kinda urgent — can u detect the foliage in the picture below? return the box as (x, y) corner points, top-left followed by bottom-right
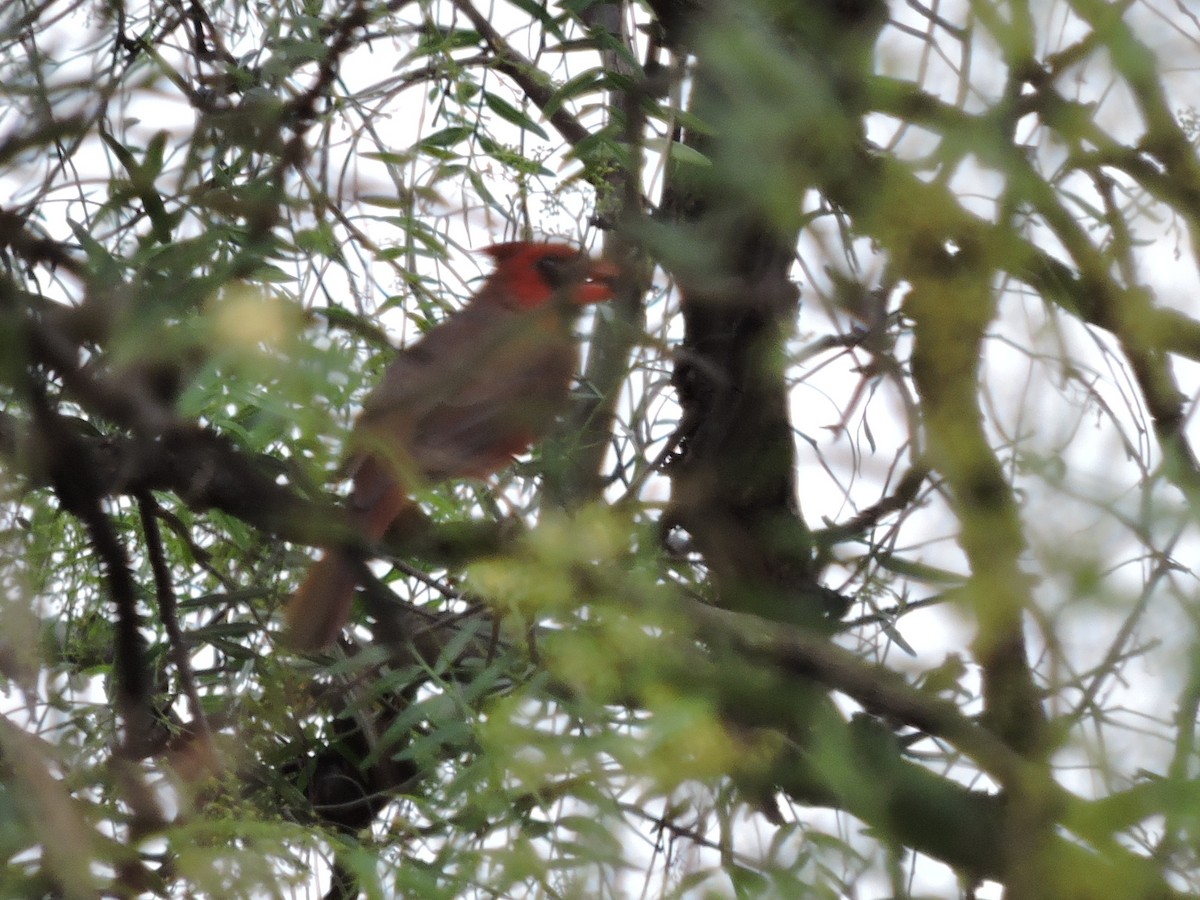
(1, 0), (1200, 897)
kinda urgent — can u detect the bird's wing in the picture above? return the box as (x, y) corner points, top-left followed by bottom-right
(406, 335), (575, 478)
(350, 304), (575, 503)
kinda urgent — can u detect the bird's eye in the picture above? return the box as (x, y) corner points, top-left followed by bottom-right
(534, 253), (573, 288)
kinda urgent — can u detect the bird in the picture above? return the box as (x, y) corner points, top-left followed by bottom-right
(284, 241), (619, 651)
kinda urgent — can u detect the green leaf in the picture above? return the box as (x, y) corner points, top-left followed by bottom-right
(253, 263), (296, 283)
(506, 0), (560, 37)
(417, 125), (474, 149)
(477, 134), (554, 177)
(645, 136), (711, 167)
(361, 194), (409, 209)
(144, 130), (168, 179)
(361, 150), (415, 166)
(294, 223), (339, 258)
(67, 219), (122, 280)
(874, 553), (966, 585)
(417, 27), (481, 53)
(542, 67), (605, 118)
(483, 91), (549, 140)
(100, 130), (174, 243)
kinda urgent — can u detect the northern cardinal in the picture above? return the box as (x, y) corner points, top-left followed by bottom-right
(285, 242), (619, 651)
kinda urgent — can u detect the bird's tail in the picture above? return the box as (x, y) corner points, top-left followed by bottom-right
(284, 549), (360, 652)
(285, 467), (413, 651)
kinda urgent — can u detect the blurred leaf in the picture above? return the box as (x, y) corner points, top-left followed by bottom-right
(542, 67), (606, 117)
(417, 125), (474, 150)
(483, 91), (549, 140)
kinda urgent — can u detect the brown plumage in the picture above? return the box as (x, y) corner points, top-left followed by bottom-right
(285, 242), (618, 651)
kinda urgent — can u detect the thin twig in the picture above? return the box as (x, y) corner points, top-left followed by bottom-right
(137, 492), (211, 743)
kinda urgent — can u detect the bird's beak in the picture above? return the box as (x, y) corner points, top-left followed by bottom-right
(574, 258), (621, 305)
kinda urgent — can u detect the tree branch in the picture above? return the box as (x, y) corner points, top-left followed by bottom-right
(451, 0), (591, 147)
